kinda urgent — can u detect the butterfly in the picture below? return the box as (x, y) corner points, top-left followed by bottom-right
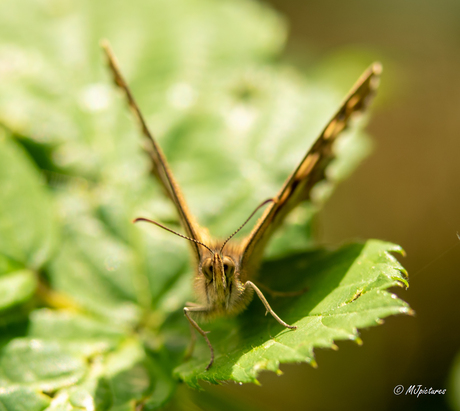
(102, 41), (381, 370)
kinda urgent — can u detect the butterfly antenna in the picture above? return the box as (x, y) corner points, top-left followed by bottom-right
(220, 198), (274, 253)
(134, 217), (214, 254)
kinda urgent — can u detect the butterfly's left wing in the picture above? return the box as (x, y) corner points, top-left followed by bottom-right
(240, 63), (382, 275)
(102, 41), (206, 262)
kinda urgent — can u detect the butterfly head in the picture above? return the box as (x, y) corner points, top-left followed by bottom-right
(134, 198), (273, 307)
(201, 251), (236, 303)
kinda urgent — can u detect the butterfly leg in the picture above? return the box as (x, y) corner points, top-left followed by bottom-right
(183, 306), (214, 370)
(185, 301), (202, 307)
(254, 281), (308, 298)
(244, 281), (297, 330)
(183, 302), (206, 360)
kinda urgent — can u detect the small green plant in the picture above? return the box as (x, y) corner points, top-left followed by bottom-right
(0, 0), (411, 409)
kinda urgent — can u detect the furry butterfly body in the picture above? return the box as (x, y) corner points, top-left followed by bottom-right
(102, 41), (381, 370)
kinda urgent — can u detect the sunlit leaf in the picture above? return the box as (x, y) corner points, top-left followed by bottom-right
(0, 134), (58, 269)
(0, 270), (37, 311)
(175, 240), (411, 386)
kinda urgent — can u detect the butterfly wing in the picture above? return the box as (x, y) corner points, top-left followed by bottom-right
(102, 41), (205, 261)
(240, 63), (382, 274)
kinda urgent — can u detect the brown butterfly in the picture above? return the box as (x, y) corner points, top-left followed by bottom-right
(102, 41), (381, 370)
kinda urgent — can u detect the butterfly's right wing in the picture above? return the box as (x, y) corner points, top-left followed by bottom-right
(240, 63), (382, 275)
(102, 41), (205, 261)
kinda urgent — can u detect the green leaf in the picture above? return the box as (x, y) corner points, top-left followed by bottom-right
(174, 240), (411, 386)
(47, 218), (146, 325)
(37, 342), (177, 411)
(28, 309), (127, 343)
(0, 133), (58, 269)
(0, 269), (37, 311)
(0, 386), (51, 411)
(0, 311), (176, 410)
(0, 339), (86, 391)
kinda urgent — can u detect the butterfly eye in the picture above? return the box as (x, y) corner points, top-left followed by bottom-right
(202, 259), (213, 280)
(223, 258), (235, 278)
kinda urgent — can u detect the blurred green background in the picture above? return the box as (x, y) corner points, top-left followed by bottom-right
(0, 0), (459, 410)
(198, 1), (460, 410)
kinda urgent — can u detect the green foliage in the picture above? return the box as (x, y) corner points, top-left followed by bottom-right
(175, 240), (410, 386)
(0, 137), (57, 269)
(0, 0), (410, 408)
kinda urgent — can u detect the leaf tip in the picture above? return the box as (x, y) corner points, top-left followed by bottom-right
(403, 307), (416, 316)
